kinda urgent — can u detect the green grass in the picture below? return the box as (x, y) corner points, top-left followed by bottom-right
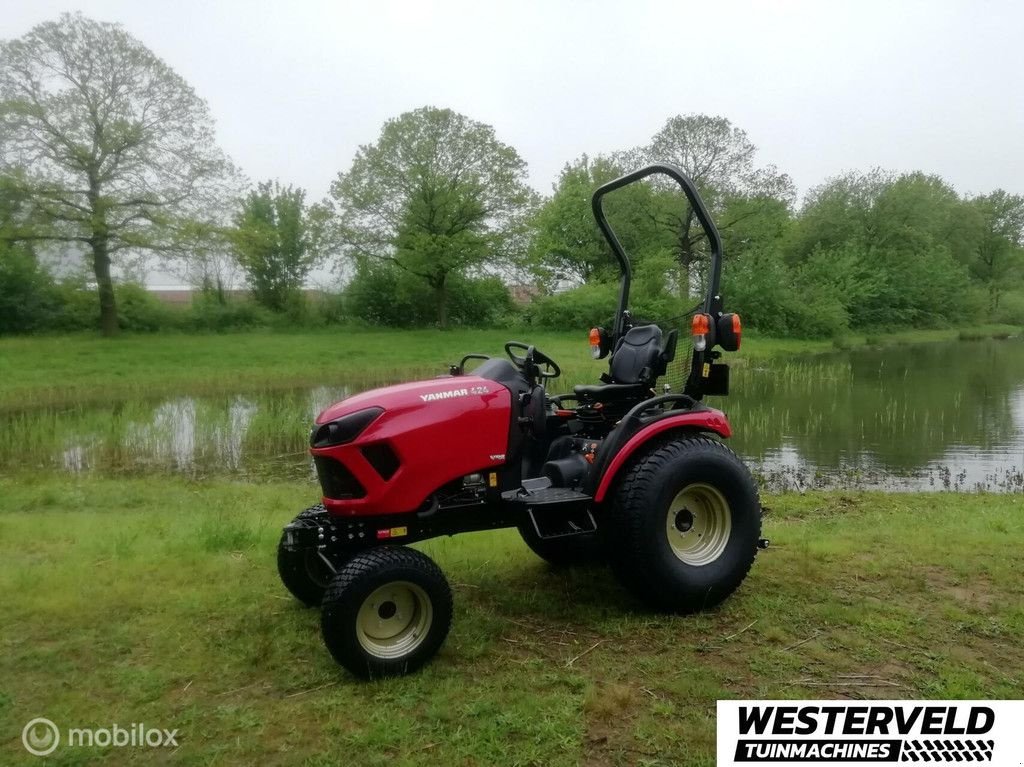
(1, 476), (1021, 765)
(1, 324), (1019, 411)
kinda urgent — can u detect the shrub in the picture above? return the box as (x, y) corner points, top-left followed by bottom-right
(992, 290), (1024, 325)
(344, 263), (516, 327)
(53, 281), (102, 330)
(525, 282), (617, 329)
(0, 247), (61, 333)
(187, 293), (272, 331)
(115, 283), (177, 332)
(723, 248), (848, 337)
(451, 275), (517, 327)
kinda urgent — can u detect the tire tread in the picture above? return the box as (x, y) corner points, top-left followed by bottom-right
(605, 435), (761, 612)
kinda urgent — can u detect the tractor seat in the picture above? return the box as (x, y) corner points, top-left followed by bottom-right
(574, 324), (673, 402)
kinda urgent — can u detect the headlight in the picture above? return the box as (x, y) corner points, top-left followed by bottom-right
(310, 407), (383, 448)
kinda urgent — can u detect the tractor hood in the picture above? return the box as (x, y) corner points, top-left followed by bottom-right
(310, 375), (513, 516)
(315, 376), (500, 425)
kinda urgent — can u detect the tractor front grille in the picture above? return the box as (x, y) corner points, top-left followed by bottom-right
(313, 455), (366, 500)
(361, 443), (400, 480)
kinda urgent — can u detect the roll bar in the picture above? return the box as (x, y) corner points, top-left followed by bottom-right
(591, 163), (723, 337)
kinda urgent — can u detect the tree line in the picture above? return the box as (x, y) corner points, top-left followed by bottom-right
(2, 13), (1023, 337)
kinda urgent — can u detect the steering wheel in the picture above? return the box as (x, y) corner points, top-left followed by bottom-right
(504, 342), (561, 381)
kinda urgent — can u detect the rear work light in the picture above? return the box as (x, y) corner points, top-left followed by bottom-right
(691, 313), (712, 352)
(589, 327), (611, 359)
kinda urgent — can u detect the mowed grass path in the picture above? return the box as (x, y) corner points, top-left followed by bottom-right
(1, 477), (1021, 765)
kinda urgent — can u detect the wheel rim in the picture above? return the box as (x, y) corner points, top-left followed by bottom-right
(665, 483), (732, 566)
(355, 581), (433, 659)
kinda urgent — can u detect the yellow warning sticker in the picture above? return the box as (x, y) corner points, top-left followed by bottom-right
(702, 362), (711, 378)
(390, 526), (408, 538)
(488, 472), (498, 487)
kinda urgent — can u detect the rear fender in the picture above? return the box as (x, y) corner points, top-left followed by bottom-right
(591, 410), (731, 503)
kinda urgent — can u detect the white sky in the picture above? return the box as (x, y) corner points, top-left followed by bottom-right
(2, 0), (1022, 203)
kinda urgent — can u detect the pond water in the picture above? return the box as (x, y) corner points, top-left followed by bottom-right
(4, 338), (1024, 492)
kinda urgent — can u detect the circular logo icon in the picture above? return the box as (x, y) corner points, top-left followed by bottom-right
(22, 718), (60, 756)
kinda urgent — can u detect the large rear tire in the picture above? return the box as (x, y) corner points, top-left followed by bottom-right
(517, 522), (602, 567)
(604, 436), (761, 613)
(321, 547), (453, 679)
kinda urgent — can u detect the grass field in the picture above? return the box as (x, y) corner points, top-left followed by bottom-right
(1, 477), (1021, 765)
(1, 324), (1018, 410)
(2, 325), (1022, 763)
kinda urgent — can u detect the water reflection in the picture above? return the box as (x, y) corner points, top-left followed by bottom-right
(8, 340), (1024, 491)
(125, 398), (197, 471)
(727, 339), (1024, 491)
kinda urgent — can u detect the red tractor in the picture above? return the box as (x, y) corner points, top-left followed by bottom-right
(278, 164), (764, 678)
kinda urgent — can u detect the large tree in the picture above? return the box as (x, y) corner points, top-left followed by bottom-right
(789, 171), (972, 327)
(967, 190), (1024, 311)
(330, 106), (535, 327)
(529, 154), (672, 285)
(0, 13), (233, 335)
(231, 181), (325, 312)
(623, 114), (795, 287)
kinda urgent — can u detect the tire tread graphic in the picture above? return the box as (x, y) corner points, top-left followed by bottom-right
(900, 739), (994, 763)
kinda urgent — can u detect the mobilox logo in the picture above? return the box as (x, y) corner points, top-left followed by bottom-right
(21, 718), (59, 757)
(21, 717), (178, 756)
(717, 700), (1024, 765)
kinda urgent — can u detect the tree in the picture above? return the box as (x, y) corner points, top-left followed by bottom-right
(786, 170), (890, 262)
(0, 13), (234, 335)
(529, 155), (672, 285)
(172, 218), (239, 305)
(789, 171), (971, 327)
(623, 114), (795, 284)
(329, 106), (534, 327)
(967, 190), (1024, 311)
(231, 181), (324, 312)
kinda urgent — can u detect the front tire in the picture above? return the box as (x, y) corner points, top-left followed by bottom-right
(604, 436), (761, 613)
(277, 504), (336, 607)
(321, 547), (453, 679)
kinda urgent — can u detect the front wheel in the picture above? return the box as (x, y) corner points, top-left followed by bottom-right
(604, 436), (761, 613)
(321, 547), (453, 679)
(277, 504), (337, 607)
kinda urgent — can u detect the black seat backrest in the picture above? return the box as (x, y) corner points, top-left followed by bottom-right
(609, 325), (664, 385)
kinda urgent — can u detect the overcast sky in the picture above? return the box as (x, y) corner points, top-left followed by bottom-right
(3, 1), (1022, 204)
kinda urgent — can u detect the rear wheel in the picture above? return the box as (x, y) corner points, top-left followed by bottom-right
(604, 436), (761, 613)
(518, 522), (602, 567)
(321, 547), (453, 679)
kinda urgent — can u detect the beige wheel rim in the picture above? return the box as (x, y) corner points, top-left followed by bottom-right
(665, 483), (732, 566)
(356, 581), (433, 659)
